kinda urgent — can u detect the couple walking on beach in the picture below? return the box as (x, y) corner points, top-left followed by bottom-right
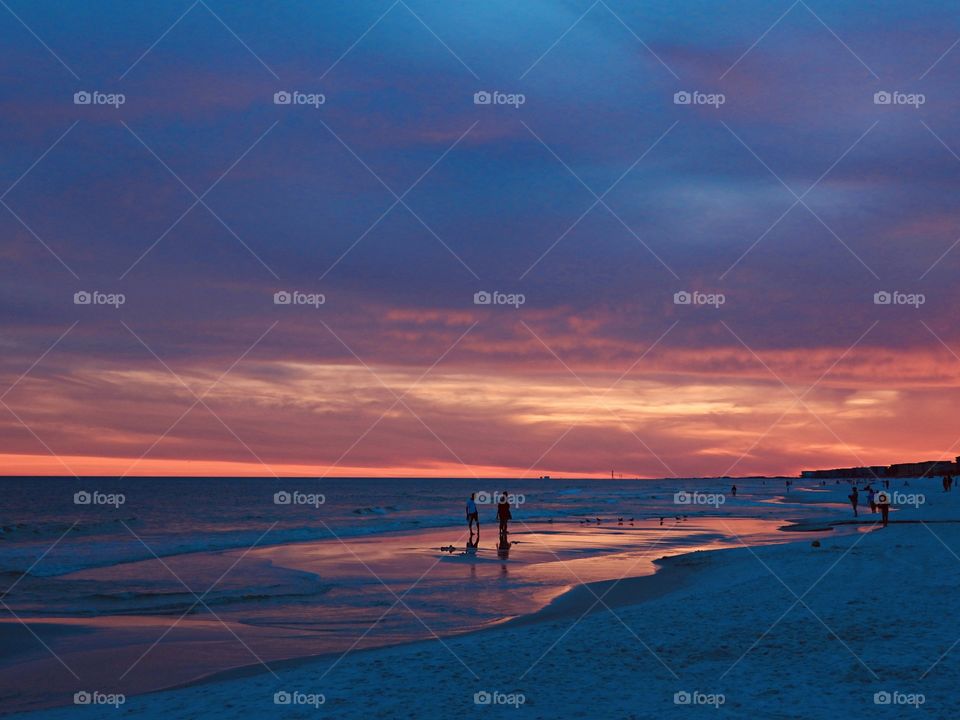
(466, 492), (512, 553)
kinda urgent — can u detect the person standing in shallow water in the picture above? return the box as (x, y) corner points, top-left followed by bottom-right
(496, 491), (512, 549)
(466, 493), (479, 533)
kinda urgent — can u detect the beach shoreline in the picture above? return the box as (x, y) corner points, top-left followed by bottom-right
(9, 476), (954, 719)
(1, 476), (823, 715)
(142, 546), (707, 698)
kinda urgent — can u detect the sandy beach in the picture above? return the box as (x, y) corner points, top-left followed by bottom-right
(6, 476), (955, 719)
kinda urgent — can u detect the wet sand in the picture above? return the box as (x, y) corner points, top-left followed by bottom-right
(0, 514), (809, 713)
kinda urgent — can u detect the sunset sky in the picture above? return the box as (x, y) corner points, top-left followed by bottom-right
(3, 1), (960, 478)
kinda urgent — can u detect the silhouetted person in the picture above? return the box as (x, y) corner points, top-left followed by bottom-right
(867, 486), (877, 514)
(466, 493), (479, 532)
(877, 489), (890, 527)
(496, 491), (512, 551)
(849, 486), (859, 517)
(731, 484), (737, 497)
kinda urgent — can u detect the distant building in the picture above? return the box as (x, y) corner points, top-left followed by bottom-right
(800, 466), (885, 480)
(800, 459), (959, 480)
(887, 460), (957, 477)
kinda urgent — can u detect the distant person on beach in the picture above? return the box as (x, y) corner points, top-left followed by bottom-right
(849, 486), (859, 517)
(877, 489), (890, 527)
(497, 491), (512, 543)
(496, 491), (512, 558)
(731, 484), (737, 497)
(466, 493), (479, 532)
(867, 487), (877, 513)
